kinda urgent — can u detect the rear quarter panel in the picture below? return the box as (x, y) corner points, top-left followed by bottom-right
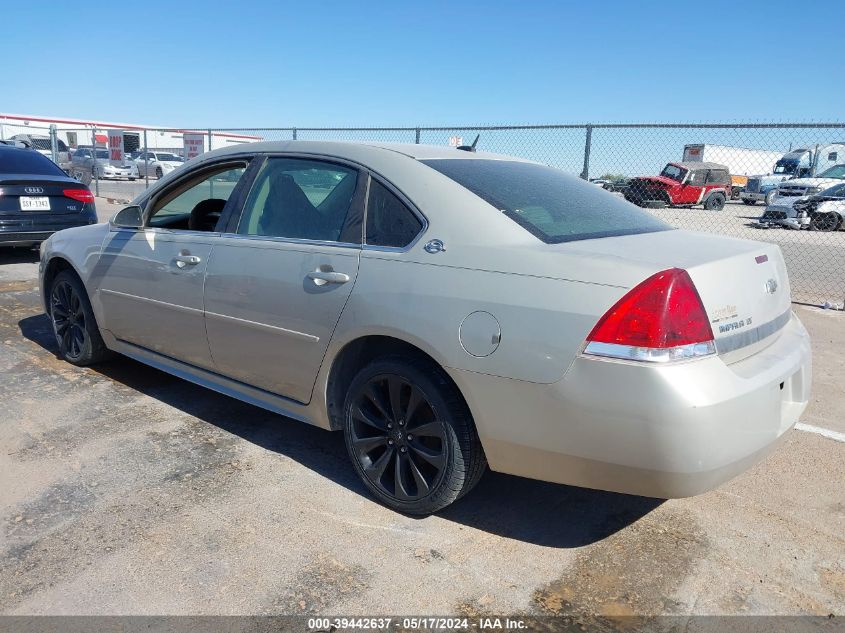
(333, 251), (625, 384)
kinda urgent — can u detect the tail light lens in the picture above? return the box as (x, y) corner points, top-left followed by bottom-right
(584, 268), (716, 363)
(63, 188), (95, 204)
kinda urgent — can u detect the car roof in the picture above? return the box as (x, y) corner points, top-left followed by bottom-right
(196, 140), (530, 164)
(670, 161), (729, 170)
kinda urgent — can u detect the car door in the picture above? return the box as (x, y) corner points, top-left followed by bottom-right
(94, 159), (253, 369)
(203, 155), (365, 403)
(678, 168), (706, 204)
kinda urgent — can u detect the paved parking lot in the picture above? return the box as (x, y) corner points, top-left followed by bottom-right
(0, 227), (843, 619)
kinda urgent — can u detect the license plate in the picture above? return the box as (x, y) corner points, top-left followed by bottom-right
(20, 196), (51, 211)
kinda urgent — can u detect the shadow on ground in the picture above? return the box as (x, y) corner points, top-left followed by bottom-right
(19, 312), (662, 548)
(0, 248), (40, 265)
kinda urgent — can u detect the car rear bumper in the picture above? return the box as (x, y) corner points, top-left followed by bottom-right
(449, 312), (811, 498)
(0, 219), (96, 246)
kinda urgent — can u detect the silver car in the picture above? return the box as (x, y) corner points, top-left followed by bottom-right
(38, 141), (812, 514)
(134, 151), (185, 179)
(69, 147), (139, 185)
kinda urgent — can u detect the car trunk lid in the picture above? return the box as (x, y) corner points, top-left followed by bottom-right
(0, 176), (91, 216)
(558, 230), (792, 363)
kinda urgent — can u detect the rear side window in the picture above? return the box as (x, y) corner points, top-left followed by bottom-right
(366, 179), (423, 247)
(421, 159), (669, 244)
(237, 158), (360, 243)
(0, 149), (66, 176)
(706, 170), (729, 184)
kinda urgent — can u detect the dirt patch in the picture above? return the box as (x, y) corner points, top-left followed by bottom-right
(533, 509), (709, 620)
(274, 554), (369, 614)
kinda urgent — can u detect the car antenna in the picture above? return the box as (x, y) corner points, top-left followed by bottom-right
(456, 134), (480, 152)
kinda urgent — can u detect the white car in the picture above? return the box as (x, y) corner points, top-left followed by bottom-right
(762, 165), (845, 229)
(134, 151), (185, 179)
(761, 182), (845, 231)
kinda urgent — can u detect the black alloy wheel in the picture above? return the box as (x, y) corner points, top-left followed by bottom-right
(349, 373), (447, 501)
(50, 278), (87, 362)
(809, 211), (842, 232)
(48, 270), (110, 366)
(343, 356), (486, 514)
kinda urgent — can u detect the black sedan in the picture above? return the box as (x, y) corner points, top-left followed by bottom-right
(0, 145), (97, 248)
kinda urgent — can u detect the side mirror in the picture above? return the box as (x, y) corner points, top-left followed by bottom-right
(110, 205), (144, 229)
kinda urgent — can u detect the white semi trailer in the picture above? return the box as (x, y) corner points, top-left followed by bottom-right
(682, 144), (784, 197)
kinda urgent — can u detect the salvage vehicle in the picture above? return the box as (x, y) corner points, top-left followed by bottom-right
(759, 182), (845, 231)
(625, 161), (731, 210)
(682, 144), (782, 199)
(38, 141), (811, 514)
(0, 144), (96, 248)
(743, 143), (845, 206)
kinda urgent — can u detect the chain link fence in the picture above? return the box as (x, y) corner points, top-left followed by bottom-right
(27, 121), (845, 306)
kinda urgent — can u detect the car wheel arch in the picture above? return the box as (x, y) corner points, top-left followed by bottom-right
(324, 334), (469, 432)
(42, 256), (84, 311)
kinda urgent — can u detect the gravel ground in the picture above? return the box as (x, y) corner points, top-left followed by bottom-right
(0, 238), (842, 620)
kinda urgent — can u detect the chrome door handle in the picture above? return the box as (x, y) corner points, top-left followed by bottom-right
(174, 254), (201, 268)
(307, 270), (350, 285)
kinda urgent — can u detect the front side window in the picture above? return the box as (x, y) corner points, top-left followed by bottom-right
(237, 158), (360, 242)
(688, 170), (707, 186)
(365, 179), (423, 247)
(148, 164), (247, 231)
(422, 159), (670, 244)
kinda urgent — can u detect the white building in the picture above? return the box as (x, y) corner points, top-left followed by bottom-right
(0, 113), (263, 156)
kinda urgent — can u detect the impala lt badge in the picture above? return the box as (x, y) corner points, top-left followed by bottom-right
(765, 278), (778, 294)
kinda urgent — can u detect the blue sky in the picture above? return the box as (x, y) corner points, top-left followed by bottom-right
(1, 0), (841, 127)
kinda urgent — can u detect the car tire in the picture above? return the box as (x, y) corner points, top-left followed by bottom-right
(809, 212), (843, 232)
(343, 355), (486, 515)
(704, 192), (726, 211)
(764, 190), (777, 206)
(48, 270), (111, 366)
(155, 167), (163, 179)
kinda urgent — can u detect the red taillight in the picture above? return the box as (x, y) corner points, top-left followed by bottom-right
(585, 268), (715, 362)
(63, 188), (95, 204)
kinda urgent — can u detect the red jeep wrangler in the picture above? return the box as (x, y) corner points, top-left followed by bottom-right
(625, 162), (731, 211)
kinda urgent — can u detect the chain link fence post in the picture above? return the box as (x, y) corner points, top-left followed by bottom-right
(580, 124), (593, 180)
(91, 126), (100, 197)
(49, 124), (59, 165)
(415, 128), (420, 144)
(207, 129), (213, 152)
(143, 129), (149, 189)
(293, 127), (297, 140)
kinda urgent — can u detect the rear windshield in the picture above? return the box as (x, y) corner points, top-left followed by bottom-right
(0, 149), (66, 176)
(421, 159), (670, 244)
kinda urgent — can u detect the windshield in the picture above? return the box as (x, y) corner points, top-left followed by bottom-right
(95, 149), (110, 159)
(773, 160), (798, 175)
(659, 164), (687, 182)
(816, 165), (845, 179)
(421, 159), (670, 244)
(821, 183), (845, 197)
